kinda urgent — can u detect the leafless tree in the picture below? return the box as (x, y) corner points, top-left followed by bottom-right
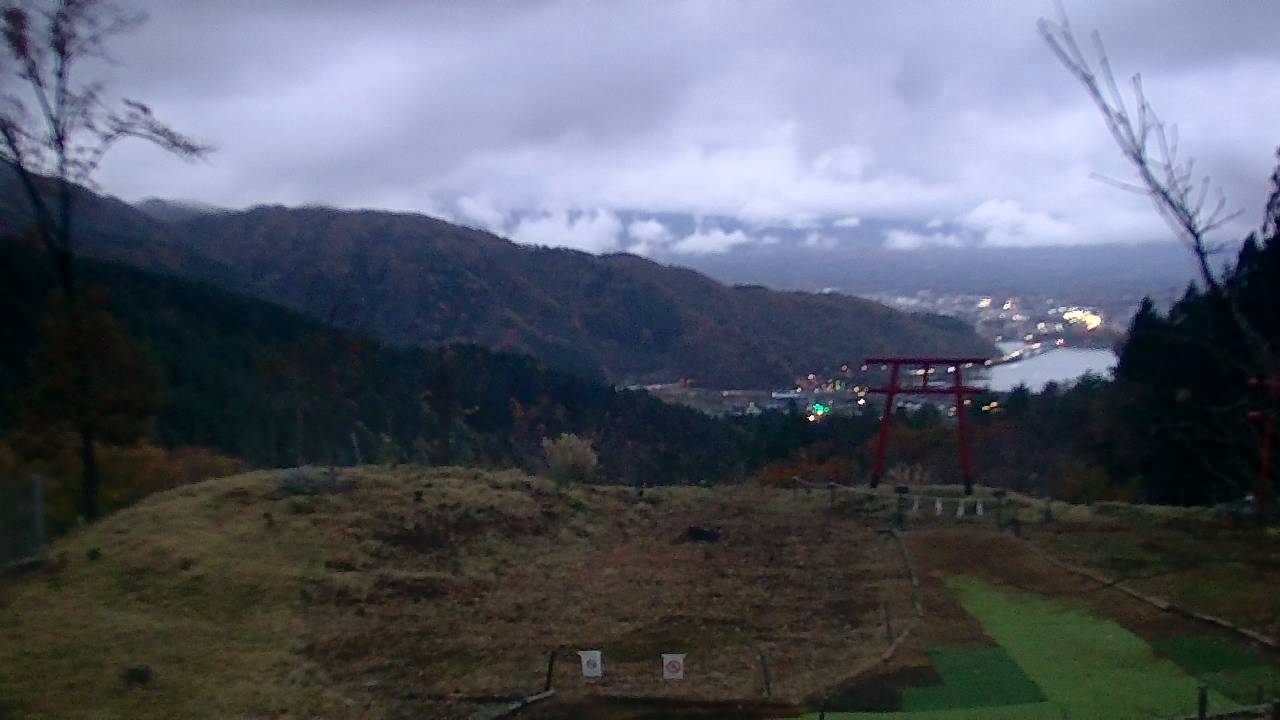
(1039, 6), (1278, 505)
(1, 0), (208, 522)
(1, 0), (210, 297)
(1038, 7), (1275, 374)
(1037, 8), (1239, 285)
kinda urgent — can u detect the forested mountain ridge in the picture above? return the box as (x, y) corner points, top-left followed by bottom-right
(1, 174), (994, 387)
(173, 204), (992, 386)
(0, 242), (744, 488)
(0, 174), (234, 283)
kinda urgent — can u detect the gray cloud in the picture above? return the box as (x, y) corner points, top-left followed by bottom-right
(52, 0), (1280, 251)
(670, 226), (753, 255)
(510, 208), (622, 253)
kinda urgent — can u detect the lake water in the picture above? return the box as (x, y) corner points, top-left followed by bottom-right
(981, 347), (1118, 392)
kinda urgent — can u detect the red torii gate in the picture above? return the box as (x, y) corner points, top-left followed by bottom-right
(865, 356), (988, 495)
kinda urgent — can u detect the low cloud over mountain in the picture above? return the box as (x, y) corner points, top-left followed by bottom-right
(87, 1), (1277, 259)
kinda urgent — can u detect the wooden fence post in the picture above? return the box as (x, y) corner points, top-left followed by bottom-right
(544, 650), (556, 692)
(757, 648), (773, 698)
(350, 431), (363, 466)
(32, 474), (46, 554)
(894, 485), (909, 529)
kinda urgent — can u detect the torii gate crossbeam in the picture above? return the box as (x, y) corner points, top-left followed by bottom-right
(864, 356), (988, 496)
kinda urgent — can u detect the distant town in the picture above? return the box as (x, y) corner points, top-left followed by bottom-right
(633, 291), (1124, 418)
(860, 290), (1126, 351)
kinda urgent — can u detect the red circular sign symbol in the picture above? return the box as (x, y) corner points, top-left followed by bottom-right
(666, 660), (682, 672)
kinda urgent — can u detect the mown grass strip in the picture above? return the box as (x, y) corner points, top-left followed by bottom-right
(790, 701), (1061, 719)
(944, 576), (1236, 719)
(787, 577), (1239, 719)
(1154, 636), (1280, 703)
(902, 645), (1044, 711)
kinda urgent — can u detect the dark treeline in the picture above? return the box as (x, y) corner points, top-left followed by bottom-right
(1, 241), (867, 526)
(0, 243), (743, 484)
(1105, 159), (1280, 505)
(1060, 157), (1280, 506)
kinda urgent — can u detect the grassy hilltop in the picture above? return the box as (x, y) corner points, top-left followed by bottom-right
(2, 468), (1279, 720)
(0, 468), (901, 719)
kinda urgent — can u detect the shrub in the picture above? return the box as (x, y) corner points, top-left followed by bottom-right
(887, 463), (932, 486)
(542, 433), (597, 485)
(751, 455), (854, 486)
(1, 435), (243, 532)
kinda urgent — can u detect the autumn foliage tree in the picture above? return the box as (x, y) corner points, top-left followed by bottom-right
(20, 289), (160, 521)
(256, 334), (374, 468)
(1, 0), (205, 521)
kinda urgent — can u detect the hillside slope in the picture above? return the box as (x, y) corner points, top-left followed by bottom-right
(0, 244), (742, 485)
(0, 173), (234, 283)
(5, 469), (1277, 720)
(171, 206), (992, 386)
(0, 467), (899, 720)
(0, 174), (994, 386)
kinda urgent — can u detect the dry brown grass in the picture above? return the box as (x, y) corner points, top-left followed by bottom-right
(5, 467), (1276, 720)
(0, 469), (340, 720)
(1023, 516), (1280, 641)
(0, 466), (912, 720)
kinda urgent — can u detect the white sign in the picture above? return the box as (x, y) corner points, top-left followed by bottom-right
(661, 653), (686, 680)
(578, 650), (602, 678)
(934, 498), (943, 516)
(976, 499), (985, 516)
(910, 496), (920, 514)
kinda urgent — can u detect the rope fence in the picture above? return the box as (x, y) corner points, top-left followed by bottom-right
(790, 477), (1009, 524)
(786, 476), (1086, 535)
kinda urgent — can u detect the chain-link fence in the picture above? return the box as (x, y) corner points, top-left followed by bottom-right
(1, 475), (46, 569)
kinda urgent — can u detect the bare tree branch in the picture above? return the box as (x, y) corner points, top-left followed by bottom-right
(1038, 4), (1275, 377)
(1042, 6), (1280, 501)
(1, 0), (211, 297)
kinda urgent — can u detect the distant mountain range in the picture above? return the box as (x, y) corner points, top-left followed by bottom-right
(1, 181), (993, 388)
(133, 197), (230, 224)
(576, 210), (1200, 309)
(423, 206), (1202, 308)
(663, 234), (1201, 310)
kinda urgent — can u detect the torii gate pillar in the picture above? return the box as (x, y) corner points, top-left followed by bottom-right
(865, 356), (988, 495)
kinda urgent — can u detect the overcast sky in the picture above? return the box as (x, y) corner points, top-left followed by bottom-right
(76, 1), (1280, 255)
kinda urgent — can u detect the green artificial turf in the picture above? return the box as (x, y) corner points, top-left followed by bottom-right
(1154, 635), (1280, 703)
(792, 703), (1060, 720)
(785, 577), (1241, 719)
(902, 646), (1044, 711)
